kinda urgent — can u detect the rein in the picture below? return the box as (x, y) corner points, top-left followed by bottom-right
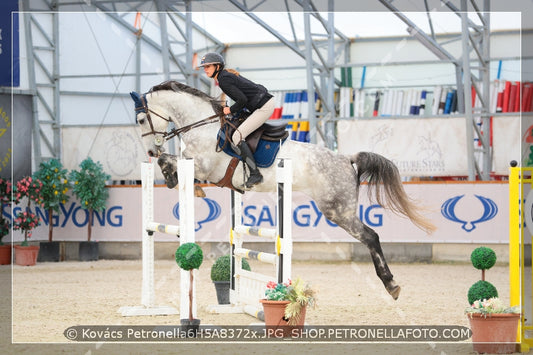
(136, 94), (221, 144)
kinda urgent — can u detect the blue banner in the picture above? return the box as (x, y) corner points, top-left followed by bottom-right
(0, 0), (19, 87)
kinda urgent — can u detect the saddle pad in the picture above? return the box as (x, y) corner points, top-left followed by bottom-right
(217, 128), (288, 168)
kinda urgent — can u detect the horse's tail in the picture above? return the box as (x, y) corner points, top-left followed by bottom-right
(351, 152), (436, 234)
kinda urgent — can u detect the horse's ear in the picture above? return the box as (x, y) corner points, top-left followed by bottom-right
(130, 91), (146, 112)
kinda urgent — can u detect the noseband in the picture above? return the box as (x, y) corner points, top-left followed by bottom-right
(135, 93), (222, 145)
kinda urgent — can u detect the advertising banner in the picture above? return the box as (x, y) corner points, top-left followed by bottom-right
(61, 126), (171, 181)
(0, 94), (31, 182)
(8, 182), (510, 244)
(0, 0), (19, 87)
(337, 117), (468, 176)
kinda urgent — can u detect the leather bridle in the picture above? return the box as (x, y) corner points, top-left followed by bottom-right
(135, 93), (221, 147)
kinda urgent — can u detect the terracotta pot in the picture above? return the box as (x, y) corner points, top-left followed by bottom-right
(0, 244), (12, 265)
(260, 299), (306, 337)
(468, 313), (520, 354)
(14, 245), (40, 266)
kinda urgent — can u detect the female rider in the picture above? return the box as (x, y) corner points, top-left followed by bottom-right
(198, 52), (275, 188)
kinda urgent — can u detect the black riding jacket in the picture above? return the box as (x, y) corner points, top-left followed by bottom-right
(217, 70), (273, 114)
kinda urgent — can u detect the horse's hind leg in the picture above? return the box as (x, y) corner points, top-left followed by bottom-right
(359, 224), (401, 300)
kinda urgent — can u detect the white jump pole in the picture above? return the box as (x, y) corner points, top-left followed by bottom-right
(208, 158), (292, 319)
(178, 158), (196, 319)
(119, 158), (196, 317)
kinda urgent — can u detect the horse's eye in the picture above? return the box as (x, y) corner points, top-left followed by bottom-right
(138, 117), (145, 125)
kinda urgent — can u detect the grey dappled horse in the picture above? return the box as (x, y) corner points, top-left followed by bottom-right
(131, 80), (436, 300)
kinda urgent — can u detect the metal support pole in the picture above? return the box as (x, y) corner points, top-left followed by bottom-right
(480, 0), (492, 179)
(303, 5), (317, 144)
(460, 4), (476, 181)
(325, 5), (336, 150)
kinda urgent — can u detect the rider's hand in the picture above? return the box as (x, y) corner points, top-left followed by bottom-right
(223, 106), (231, 115)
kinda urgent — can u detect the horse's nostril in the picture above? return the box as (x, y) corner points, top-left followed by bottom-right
(148, 151), (155, 157)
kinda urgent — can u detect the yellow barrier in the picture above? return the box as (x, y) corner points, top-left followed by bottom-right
(509, 166), (533, 352)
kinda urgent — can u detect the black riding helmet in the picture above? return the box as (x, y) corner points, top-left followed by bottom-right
(198, 52), (225, 78)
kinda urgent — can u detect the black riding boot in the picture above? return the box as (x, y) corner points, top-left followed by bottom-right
(235, 141), (263, 188)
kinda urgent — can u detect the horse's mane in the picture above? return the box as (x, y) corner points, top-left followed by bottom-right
(149, 80), (224, 115)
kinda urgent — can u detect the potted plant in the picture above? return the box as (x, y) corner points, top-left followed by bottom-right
(12, 176), (44, 266)
(69, 157), (110, 261)
(465, 246), (521, 354)
(175, 242), (203, 337)
(33, 158), (70, 262)
(210, 254), (251, 304)
(260, 277), (316, 337)
(0, 178), (12, 265)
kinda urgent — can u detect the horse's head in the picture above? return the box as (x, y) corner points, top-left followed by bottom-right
(130, 91), (169, 158)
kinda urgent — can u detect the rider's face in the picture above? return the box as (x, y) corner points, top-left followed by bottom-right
(203, 64), (216, 77)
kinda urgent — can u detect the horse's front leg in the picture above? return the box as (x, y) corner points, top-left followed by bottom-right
(156, 153), (206, 197)
(157, 153), (178, 189)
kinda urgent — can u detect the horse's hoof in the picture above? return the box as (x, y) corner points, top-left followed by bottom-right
(194, 184), (206, 198)
(387, 285), (401, 300)
(162, 168), (178, 189)
(166, 176), (178, 189)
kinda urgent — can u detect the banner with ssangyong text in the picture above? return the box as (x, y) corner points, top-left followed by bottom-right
(7, 182), (511, 244)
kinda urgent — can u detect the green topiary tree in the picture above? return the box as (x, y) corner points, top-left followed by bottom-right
(69, 158), (110, 241)
(470, 246), (496, 281)
(468, 246), (498, 305)
(33, 159), (70, 242)
(468, 280), (498, 305)
(175, 243), (203, 322)
(210, 254), (251, 282)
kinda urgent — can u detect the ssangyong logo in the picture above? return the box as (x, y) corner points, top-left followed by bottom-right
(173, 198), (221, 231)
(441, 195), (498, 232)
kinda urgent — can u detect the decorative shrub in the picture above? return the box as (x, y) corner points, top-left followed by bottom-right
(467, 246), (500, 305)
(69, 157), (110, 241)
(175, 242), (204, 322)
(33, 158), (70, 242)
(13, 176), (43, 206)
(175, 243), (204, 270)
(470, 246), (496, 270)
(0, 217), (9, 245)
(0, 177), (11, 204)
(12, 176), (44, 245)
(210, 254), (251, 282)
(0, 178), (12, 245)
(468, 280), (498, 305)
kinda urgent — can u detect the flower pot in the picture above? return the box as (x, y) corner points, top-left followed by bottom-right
(37, 241), (60, 262)
(14, 245), (40, 266)
(468, 313), (520, 354)
(79, 241), (99, 261)
(0, 244), (12, 265)
(180, 318), (201, 338)
(260, 299), (307, 337)
(213, 281), (230, 304)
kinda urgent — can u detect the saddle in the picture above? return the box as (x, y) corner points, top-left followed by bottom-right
(215, 113), (289, 193)
(246, 120), (289, 152)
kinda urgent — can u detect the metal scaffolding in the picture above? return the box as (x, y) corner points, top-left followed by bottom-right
(19, 0), (493, 179)
(379, 0), (492, 180)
